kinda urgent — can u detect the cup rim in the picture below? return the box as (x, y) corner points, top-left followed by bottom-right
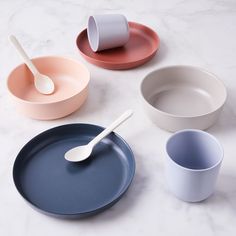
(166, 129), (224, 172)
(87, 16), (100, 52)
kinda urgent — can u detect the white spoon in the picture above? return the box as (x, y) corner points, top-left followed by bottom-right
(9, 35), (55, 95)
(65, 110), (133, 162)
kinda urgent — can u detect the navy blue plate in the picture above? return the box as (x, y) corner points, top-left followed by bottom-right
(13, 124), (135, 218)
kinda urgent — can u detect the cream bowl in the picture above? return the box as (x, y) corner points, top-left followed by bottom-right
(140, 66), (227, 132)
(7, 56), (90, 120)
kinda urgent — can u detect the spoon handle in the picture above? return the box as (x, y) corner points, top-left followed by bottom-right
(89, 110), (133, 147)
(9, 35), (39, 76)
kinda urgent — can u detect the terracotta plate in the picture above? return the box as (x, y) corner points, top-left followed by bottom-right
(76, 22), (160, 70)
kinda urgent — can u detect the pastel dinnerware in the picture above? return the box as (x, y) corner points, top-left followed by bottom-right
(7, 56), (90, 120)
(166, 129), (223, 202)
(88, 14), (129, 52)
(9, 35), (55, 95)
(65, 110), (133, 162)
(77, 22), (160, 69)
(141, 66), (227, 132)
(13, 123), (135, 218)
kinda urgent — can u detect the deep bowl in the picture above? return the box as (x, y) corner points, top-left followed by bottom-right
(140, 65), (227, 132)
(7, 56), (90, 120)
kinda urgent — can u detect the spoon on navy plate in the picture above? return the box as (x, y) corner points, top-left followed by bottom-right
(9, 35), (55, 95)
(65, 110), (133, 162)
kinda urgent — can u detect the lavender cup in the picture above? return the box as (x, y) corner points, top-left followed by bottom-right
(88, 14), (129, 52)
(166, 129), (223, 202)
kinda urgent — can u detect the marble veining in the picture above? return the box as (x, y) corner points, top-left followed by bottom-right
(0, 0), (236, 235)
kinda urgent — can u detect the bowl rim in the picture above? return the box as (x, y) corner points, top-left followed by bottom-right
(7, 55), (90, 105)
(140, 65), (227, 118)
(166, 129), (224, 172)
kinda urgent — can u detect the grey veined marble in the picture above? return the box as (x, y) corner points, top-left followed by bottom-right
(0, 0), (236, 235)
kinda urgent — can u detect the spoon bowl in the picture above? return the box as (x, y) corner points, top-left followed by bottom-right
(65, 144), (93, 162)
(34, 73), (55, 95)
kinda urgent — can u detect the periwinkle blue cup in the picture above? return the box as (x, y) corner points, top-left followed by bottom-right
(166, 129), (223, 202)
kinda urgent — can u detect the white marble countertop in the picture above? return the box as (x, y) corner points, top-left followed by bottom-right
(1, 0), (236, 235)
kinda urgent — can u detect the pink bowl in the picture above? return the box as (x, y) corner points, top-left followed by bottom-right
(7, 56), (90, 120)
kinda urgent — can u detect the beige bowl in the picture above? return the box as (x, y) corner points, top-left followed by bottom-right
(7, 56), (90, 120)
(141, 66), (227, 132)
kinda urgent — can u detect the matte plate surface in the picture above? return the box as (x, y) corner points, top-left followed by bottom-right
(13, 124), (135, 218)
(76, 22), (160, 70)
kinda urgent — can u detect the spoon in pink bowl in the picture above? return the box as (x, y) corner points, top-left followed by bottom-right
(9, 35), (55, 95)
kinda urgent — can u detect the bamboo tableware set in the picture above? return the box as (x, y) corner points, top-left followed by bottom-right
(7, 14), (227, 218)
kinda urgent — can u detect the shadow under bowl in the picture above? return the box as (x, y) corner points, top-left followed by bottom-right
(140, 65), (227, 132)
(7, 56), (90, 120)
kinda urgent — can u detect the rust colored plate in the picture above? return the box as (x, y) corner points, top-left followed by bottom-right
(76, 22), (160, 70)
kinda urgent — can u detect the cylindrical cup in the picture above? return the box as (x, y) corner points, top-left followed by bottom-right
(165, 129), (223, 202)
(87, 14), (129, 52)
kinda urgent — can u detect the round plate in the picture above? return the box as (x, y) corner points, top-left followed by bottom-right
(76, 22), (160, 70)
(13, 124), (135, 218)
